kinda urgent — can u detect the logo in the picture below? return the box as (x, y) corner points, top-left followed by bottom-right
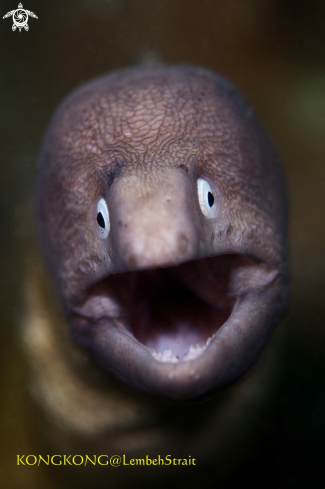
(3, 3), (38, 32)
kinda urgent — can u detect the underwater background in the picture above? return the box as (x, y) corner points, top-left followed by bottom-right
(1, 0), (325, 487)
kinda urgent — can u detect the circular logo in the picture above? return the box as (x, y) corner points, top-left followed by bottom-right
(13, 9), (28, 29)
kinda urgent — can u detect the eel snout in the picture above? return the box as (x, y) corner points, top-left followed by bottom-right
(108, 170), (199, 270)
(37, 66), (288, 400)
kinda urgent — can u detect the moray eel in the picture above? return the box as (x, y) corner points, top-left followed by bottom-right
(36, 66), (288, 401)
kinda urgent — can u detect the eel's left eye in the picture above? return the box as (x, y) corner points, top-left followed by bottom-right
(96, 197), (110, 238)
(197, 178), (218, 219)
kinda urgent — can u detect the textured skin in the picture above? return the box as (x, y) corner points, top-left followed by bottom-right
(36, 66), (288, 400)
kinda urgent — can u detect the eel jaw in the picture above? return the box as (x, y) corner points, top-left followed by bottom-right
(70, 255), (287, 401)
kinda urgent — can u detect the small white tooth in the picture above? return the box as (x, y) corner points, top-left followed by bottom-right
(206, 335), (213, 346)
(189, 344), (195, 353)
(163, 348), (172, 359)
(153, 350), (162, 360)
(196, 343), (201, 350)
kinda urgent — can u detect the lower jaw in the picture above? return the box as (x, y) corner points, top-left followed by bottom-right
(70, 254), (286, 399)
(70, 286), (282, 400)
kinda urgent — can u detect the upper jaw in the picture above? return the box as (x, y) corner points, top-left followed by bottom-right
(69, 254), (287, 400)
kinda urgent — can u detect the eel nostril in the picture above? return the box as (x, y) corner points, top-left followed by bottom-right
(178, 234), (189, 253)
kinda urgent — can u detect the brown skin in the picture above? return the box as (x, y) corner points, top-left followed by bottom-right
(36, 66), (288, 400)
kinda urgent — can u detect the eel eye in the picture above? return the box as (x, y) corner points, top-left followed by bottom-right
(197, 178), (217, 218)
(96, 197), (110, 238)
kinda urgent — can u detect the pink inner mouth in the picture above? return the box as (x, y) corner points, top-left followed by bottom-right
(78, 255), (240, 363)
(125, 266), (232, 359)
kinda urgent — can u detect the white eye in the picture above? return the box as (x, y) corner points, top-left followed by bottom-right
(96, 197), (110, 238)
(197, 178), (218, 219)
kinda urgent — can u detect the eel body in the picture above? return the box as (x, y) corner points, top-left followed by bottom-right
(36, 66), (288, 400)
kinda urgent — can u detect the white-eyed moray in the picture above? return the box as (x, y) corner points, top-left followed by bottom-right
(36, 66), (288, 401)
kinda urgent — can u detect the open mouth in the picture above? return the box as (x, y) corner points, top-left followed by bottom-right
(70, 252), (284, 400)
(73, 254), (252, 363)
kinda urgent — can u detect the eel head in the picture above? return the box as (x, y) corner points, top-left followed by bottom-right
(36, 66), (288, 400)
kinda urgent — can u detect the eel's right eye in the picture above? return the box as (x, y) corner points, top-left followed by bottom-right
(96, 197), (110, 238)
(197, 178), (218, 219)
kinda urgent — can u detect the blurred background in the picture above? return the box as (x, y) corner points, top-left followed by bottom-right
(0, 0), (325, 487)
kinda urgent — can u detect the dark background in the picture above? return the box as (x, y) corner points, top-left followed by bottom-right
(1, 0), (325, 487)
